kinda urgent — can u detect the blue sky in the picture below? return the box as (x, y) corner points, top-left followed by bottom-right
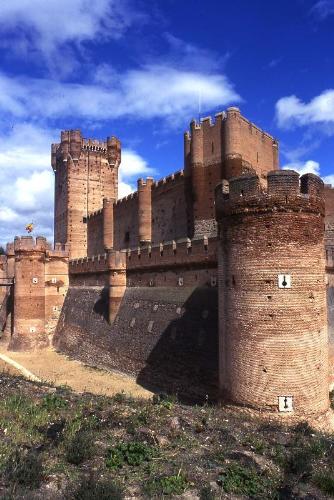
(0, 0), (334, 244)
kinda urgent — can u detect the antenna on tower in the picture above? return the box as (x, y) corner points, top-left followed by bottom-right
(198, 88), (202, 123)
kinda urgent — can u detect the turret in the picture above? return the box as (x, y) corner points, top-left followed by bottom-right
(11, 236), (48, 350)
(107, 136), (121, 168)
(215, 170), (329, 417)
(138, 177), (153, 245)
(103, 198), (115, 250)
(108, 250), (126, 324)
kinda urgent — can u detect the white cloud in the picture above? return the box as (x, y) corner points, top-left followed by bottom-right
(324, 175), (334, 185)
(282, 159), (334, 186)
(0, 124), (157, 245)
(0, 66), (240, 124)
(0, 0), (143, 67)
(282, 160), (321, 176)
(0, 208), (18, 223)
(276, 90), (334, 128)
(120, 150), (154, 178)
(118, 149), (155, 199)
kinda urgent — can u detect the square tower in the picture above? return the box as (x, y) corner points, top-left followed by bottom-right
(51, 131), (121, 259)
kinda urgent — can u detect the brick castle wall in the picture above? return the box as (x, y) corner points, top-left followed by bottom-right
(53, 236), (218, 400)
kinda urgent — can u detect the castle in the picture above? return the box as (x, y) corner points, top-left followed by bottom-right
(1, 107), (334, 419)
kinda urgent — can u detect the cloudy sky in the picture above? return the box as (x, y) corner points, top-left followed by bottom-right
(0, 0), (334, 245)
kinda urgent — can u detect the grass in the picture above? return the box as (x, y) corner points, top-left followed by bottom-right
(4, 449), (43, 489)
(73, 475), (123, 500)
(313, 470), (334, 496)
(0, 373), (333, 499)
(217, 463), (278, 497)
(66, 430), (96, 465)
(144, 472), (189, 496)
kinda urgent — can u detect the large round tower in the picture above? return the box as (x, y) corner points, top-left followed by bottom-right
(215, 170), (329, 416)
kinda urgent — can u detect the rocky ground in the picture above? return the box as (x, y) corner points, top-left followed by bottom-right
(0, 374), (334, 499)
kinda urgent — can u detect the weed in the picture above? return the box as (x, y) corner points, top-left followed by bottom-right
(313, 470), (334, 496)
(113, 392), (127, 403)
(73, 475), (123, 499)
(125, 407), (151, 434)
(200, 485), (217, 499)
(106, 441), (155, 468)
(152, 392), (176, 410)
(4, 449), (43, 489)
(0, 394), (49, 446)
(66, 430), (95, 465)
(217, 463), (276, 497)
(144, 472), (189, 496)
(242, 434), (266, 454)
(41, 393), (68, 411)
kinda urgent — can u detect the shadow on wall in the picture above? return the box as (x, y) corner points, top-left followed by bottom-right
(136, 287), (218, 403)
(93, 287), (109, 322)
(54, 285), (218, 404)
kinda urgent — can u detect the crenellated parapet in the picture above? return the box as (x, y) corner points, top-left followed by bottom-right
(14, 235), (50, 253)
(215, 170), (325, 220)
(69, 236), (217, 278)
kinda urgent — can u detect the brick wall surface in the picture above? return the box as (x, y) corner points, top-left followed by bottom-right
(216, 171), (329, 416)
(52, 132), (120, 259)
(87, 210), (104, 256)
(54, 286), (218, 401)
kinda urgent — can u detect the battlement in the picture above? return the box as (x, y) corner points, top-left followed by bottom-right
(13, 236), (50, 253)
(82, 138), (107, 152)
(70, 236), (217, 275)
(9, 237), (69, 257)
(6, 242), (14, 256)
(69, 249), (127, 275)
(185, 107), (277, 144)
(215, 170), (325, 219)
(152, 170), (184, 189)
(126, 235), (216, 270)
(115, 191), (139, 205)
(87, 209), (103, 219)
(47, 242), (70, 258)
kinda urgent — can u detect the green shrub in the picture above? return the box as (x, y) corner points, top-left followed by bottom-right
(106, 442), (155, 468)
(4, 449), (43, 488)
(66, 430), (95, 465)
(152, 393), (176, 409)
(41, 393), (68, 410)
(144, 473), (189, 496)
(73, 476), (123, 499)
(217, 463), (276, 497)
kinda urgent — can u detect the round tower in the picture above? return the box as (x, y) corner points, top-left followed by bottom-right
(107, 136), (121, 200)
(215, 170), (329, 417)
(137, 177), (153, 245)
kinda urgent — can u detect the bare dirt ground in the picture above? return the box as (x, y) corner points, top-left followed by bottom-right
(0, 346), (152, 399)
(0, 359), (21, 377)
